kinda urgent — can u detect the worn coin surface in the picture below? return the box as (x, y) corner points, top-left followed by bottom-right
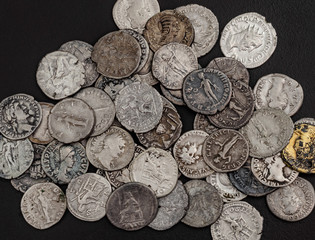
(59, 40), (98, 87)
(74, 87), (115, 137)
(115, 82), (163, 133)
(176, 4), (219, 57)
(48, 98), (95, 143)
(66, 173), (112, 222)
(36, 51), (85, 99)
(220, 12), (277, 68)
(149, 180), (189, 230)
(152, 42), (198, 90)
(254, 73), (304, 116)
(0, 94), (42, 140)
(41, 140), (89, 184)
(143, 10), (194, 52)
(211, 201), (263, 240)
(193, 113), (218, 134)
(183, 68), (232, 115)
(106, 182), (158, 231)
(267, 177), (315, 222)
(181, 180), (223, 228)
(240, 108), (294, 158)
(138, 49), (154, 75)
(134, 72), (159, 86)
(160, 85), (186, 106)
(295, 118), (315, 126)
(0, 136), (34, 179)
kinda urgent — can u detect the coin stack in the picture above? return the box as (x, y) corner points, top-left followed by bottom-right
(0, 0), (314, 239)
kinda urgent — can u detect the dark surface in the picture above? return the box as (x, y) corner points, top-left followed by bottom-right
(0, 0), (314, 239)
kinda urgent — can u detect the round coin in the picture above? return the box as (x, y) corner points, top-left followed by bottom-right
(295, 117), (315, 126)
(134, 72), (159, 86)
(160, 84), (186, 106)
(193, 113), (218, 134)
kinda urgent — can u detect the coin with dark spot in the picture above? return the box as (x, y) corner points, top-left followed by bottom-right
(193, 113), (218, 134)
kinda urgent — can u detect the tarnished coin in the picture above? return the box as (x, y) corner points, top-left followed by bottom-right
(138, 49), (154, 75)
(41, 140), (89, 184)
(21, 182), (66, 230)
(211, 201), (263, 240)
(282, 123), (315, 174)
(295, 117), (315, 126)
(0, 94), (42, 140)
(66, 173), (112, 222)
(267, 177), (315, 222)
(183, 68), (232, 115)
(115, 82), (163, 133)
(36, 51), (85, 100)
(134, 72), (159, 86)
(143, 10), (194, 52)
(113, 0), (160, 34)
(176, 4), (219, 57)
(129, 147), (178, 198)
(206, 172), (247, 202)
(193, 113), (218, 134)
(29, 102), (54, 145)
(149, 180), (189, 230)
(91, 31), (141, 79)
(240, 108), (294, 158)
(173, 130), (214, 179)
(86, 126), (135, 171)
(11, 144), (51, 193)
(160, 85), (185, 106)
(251, 153), (299, 187)
(207, 57), (250, 84)
(181, 180), (223, 228)
(59, 40), (98, 87)
(48, 98), (95, 143)
(0, 136), (34, 179)
(106, 182), (158, 231)
(228, 158), (276, 197)
(220, 12), (277, 68)
(74, 87), (115, 137)
(161, 96), (178, 112)
(152, 42), (198, 90)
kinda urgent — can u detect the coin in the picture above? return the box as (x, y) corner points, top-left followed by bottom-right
(193, 113), (218, 134)
(267, 177), (315, 222)
(160, 84), (186, 106)
(220, 12), (277, 68)
(66, 173), (112, 222)
(20, 182), (66, 229)
(181, 180), (223, 228)
(134, 72), (159, 86)
(295, 117), (315, 126)
(36, 51), (85, 100)
(106, 182), (158, 231)
(138, 49), (154, 75)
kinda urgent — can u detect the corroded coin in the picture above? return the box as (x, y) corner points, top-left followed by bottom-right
(138, 49), (154, 75)
(183, 68), (232, 115)
(193, 113), (218, 134)
(143, 10), (194, 52)
(211, 201), (263, 240)
(41, 140), (89, 184)
(106, 182), (158, 231)
(91, 31), (141, 79)
(66, 173), (112, 222)
(254, 73), (304, 116)
(220, 12), (277, 68)
(267, 177), (315, 222)
(160, 85), (186, 106)
(181, 180), (223, 228)
(0, 94), (42, 140)
(149, 180), (189, 230)
(134, 72), (159, 86)
(36, 51), (85, 100)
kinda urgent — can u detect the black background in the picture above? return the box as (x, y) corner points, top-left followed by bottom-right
(0, 0), (314, 239)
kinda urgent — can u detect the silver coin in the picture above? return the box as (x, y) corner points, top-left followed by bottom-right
(115, 82), (163, 133)
(240, 108), (294, 158)
(181, 180), (223, 228)
(66, 173), (112, 222)
(129, 147), (178, 198)
(206, 172), (247, 202)
(59, 40), (99, 87)
(48, 98), (95, 143)
(176, 4), (219, 57)
(267, 177), (315, 222)
(21, 182), (66, 229)
(220, 12), (277, 68)
(41, 140), (89, 184)
(149, 180), (189, 230)
(253, 73), (304, 116)
(74, 87), (115, 137)
(36, 51), (85, 100)
(152, 42), (198, 90)
(193, 113), (218, 134)
(160, 84), (186, 106)
(0, 136), (34, 179)
(138, 49), (154, 75)
(211, 201), (263, 240)
(295, 117), (315, 126)
(161, 96), (177, 112)
(134, 72), (159, 86)
(0, 94), (42, 140)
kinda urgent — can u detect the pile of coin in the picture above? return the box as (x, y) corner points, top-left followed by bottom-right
(0, 0), (314, 238)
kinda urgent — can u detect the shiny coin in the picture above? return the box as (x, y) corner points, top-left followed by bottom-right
(295, 117), (315, 126)
(193, 113), (218, 134)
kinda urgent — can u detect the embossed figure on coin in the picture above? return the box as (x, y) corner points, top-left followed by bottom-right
(119, 191), (145, 226)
